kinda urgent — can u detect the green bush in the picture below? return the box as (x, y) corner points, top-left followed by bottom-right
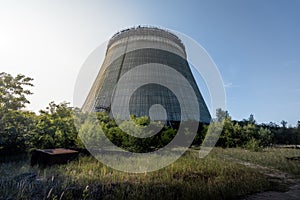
(244, 138), (263, 152)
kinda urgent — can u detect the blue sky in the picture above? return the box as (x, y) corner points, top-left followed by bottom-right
(0, 0), (299, 126)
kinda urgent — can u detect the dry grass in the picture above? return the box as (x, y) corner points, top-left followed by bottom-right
(215, 147), (300, 175)
(0, 148), (274, 200)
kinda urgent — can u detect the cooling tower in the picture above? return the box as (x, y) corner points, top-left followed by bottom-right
(82, 26), (211, 124)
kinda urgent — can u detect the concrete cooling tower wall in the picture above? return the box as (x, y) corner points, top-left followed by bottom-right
(82, 26), (211, 123)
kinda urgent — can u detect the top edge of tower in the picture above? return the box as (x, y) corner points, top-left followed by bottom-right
(107, 26), (186, 52)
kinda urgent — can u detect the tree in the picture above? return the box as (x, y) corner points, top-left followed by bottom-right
(217, 116), (235, 147)
(281, 120), (287, 128)
(248, 114), (256, 124)
(33, 102), (79, 149)
(216, 108), (229, 122)
(78, 113), (107, 149)
(0, 72), (33, 110)
(0, 110), (36, 153)
(0, 72), (35, 153)
(257, 127), (273, 147)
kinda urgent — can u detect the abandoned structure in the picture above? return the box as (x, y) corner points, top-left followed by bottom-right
(82, 26), (211, 124)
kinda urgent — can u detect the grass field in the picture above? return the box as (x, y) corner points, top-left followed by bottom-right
(0, 148), (299, 200)
(216, 147), (300, 176)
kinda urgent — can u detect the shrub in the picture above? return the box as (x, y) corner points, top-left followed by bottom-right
(244, 138), (263, 152)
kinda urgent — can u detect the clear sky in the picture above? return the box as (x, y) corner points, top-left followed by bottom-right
(0, 0), (299, 126)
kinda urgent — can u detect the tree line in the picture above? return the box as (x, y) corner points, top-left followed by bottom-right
(0, 72), (299, 155)
(0, 72), (80, 154)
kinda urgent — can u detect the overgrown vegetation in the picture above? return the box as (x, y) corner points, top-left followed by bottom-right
(0, 73), (80, 155)
(1, 72), (300, 199)
(0, 149), (272, 200)
(215, 109), (300, 150)
(215, 147), (300, 175)
(1, 72), (300, 155)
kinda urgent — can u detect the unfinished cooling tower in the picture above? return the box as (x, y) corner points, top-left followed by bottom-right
(82, 26), (211, 124)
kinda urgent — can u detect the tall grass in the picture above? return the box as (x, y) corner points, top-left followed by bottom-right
(0, 149), (271, 200)
(216, 147), (300, 175)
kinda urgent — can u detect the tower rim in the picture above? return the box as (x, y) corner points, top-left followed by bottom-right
(107, 26), (186, 52)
